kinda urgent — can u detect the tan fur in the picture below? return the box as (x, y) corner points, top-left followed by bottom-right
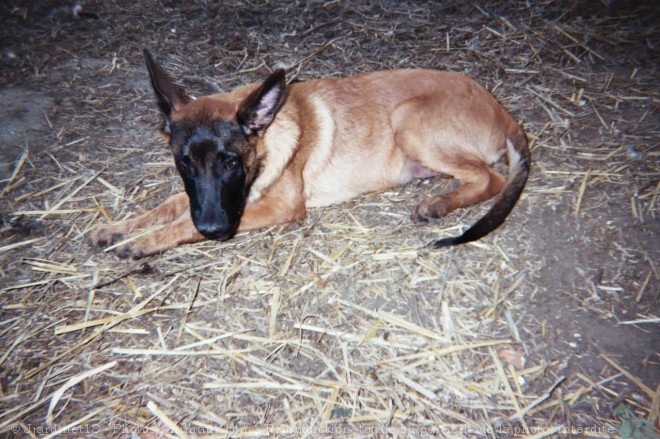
(92, 69), (527, 258)
(248, 106), (301, 204)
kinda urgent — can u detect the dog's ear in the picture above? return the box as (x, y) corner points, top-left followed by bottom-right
(237, 69), (286, 135)
(143, 49), (188, 133)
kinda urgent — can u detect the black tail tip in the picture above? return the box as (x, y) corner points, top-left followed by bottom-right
(430, 237), (462, 248)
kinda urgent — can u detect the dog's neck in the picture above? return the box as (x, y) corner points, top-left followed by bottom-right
(247, 106), (301, 204)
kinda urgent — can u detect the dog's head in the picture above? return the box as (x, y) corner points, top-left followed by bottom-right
(143, 49), (286, 240)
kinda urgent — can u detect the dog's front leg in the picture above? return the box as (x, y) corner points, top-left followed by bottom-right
(113, 211), (204, 259)
(116, 191), (305, 259)
(114, 185), (305, 259)
(91, 192), (190, 248)
(238, 171), (307, 232)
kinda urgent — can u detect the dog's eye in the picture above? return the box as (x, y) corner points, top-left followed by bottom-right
(224, 158), (239, 170)
(178, 157), (192, 174)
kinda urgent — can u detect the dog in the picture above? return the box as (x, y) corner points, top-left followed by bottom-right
(91, 49), (530, 259)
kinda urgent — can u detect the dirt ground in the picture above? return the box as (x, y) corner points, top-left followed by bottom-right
(0, 1), (658, 438)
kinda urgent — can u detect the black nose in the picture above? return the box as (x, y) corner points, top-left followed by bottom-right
(195, 222), (226, 239)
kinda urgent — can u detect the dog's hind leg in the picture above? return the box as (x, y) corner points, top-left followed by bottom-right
(91, 192), (190, 248)
(391, 92), (509, 223)
(411, 159), (505, 222)
(394, 128), (505, 222)
(391, 80), (528, 246)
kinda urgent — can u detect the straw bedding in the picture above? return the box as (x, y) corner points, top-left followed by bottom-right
(0, 1), (658, 437)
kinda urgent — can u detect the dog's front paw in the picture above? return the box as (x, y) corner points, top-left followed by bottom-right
(114, 242), (147, 259)
(90, 227), (124, 249)
(113, 239), (155, 260)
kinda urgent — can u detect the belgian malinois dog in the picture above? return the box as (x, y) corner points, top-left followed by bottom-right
(91, 50), (530, 259)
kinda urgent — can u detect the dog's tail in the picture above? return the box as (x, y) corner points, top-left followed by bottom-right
(433, 129), (530, 248)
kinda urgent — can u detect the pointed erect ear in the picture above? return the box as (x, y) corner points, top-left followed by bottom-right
(143, 49), (189, 133)
(237, 69), (287, 135)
